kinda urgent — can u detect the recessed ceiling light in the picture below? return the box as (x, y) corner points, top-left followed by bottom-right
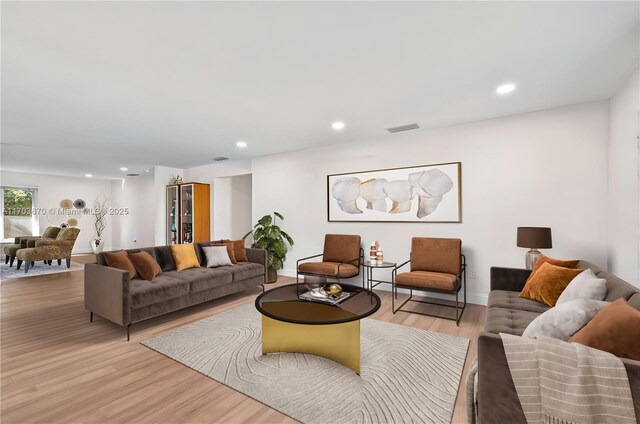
(120, 167), (128, 171)
(496, 83), (516, 94)
(85, 174), (93, 178)
(236, 141), (247, 148)
(332, 121), (345, 131)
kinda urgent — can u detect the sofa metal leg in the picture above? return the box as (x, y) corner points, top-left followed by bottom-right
(127, 324), (131, 341)
(90, 312), (93, 323)
(66, 259), (71, 268)
(16, 259), (22, 270)
(9, 257), (15, 267)
(24, 261), (30, 274)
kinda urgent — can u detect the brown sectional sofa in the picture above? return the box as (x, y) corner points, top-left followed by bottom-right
(85, 242), (266, 339)
(477, 260), (640, 423)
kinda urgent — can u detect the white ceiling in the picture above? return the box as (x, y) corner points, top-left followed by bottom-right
(1, 1), (638, 179)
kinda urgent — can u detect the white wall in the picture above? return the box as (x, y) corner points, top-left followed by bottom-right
(110, 175), (155, 249)
(212, 174), (253, 240)
(251, 101), (610, 304)
(0, 170), (113, 253)
(607, 69), (640, 285)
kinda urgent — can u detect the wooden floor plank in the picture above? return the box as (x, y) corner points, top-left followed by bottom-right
(1, 254), (485, 423)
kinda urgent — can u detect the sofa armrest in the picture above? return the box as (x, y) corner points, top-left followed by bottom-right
(246, 248), (266, 266)
(490, 267), (531, 292)
(477, 332), (527, 424)
(84, 263), (131, 326)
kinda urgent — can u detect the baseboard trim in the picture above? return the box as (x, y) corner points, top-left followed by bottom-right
(278, 268), (488, 306)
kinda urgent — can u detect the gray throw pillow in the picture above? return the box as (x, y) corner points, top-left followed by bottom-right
(556, 269), (607, 305)
(522, 299), (609, 341)
(202, 245), (232, 268)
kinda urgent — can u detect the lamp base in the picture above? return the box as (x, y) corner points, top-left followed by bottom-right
(525, 249), (541, 270)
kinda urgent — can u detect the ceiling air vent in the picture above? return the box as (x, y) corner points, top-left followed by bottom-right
(126, 173), (140, 177)
(213, 156), (229, 162)
(386, 123), (420, 133)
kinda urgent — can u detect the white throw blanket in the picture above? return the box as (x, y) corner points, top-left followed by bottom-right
(500, 334), (636, 424)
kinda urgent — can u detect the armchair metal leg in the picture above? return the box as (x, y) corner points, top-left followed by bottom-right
(24, 261), (30, 274)
(66, 259), (71, 268)
(16, 259), (22, 270)
(57, 259), (61, 266)
(9, 257), (15, 267)
(5, 255), (8, 264)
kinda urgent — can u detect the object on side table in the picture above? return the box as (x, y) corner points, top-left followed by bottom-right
(392, 237), (466, 325)
(517, 227), (552, 270)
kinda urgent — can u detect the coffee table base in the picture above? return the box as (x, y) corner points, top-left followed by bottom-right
(261, 316), (360, 374)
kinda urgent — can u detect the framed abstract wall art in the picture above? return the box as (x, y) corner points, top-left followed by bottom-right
(327, 162), (461, 223)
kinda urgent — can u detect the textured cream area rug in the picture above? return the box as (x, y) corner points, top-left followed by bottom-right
(142, 303), (469, 424)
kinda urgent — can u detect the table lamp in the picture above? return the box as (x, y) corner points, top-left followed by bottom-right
(517, 227), (552, 270)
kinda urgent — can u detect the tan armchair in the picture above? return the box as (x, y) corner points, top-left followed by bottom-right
(392, 237), (466, 325)
(4, 226), (61, 267)
(297, 234), (364, 288)
(16, 228), (81, 273)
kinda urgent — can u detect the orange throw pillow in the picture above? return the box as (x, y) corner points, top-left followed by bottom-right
(519, 262), (583, 307)
(527, 255), (580, 281)
(103, 250), (137, 279)
(211, 242), (237, 263)
(570, 299), (640, 361)
(231, 239), (248, 262)
(527, 254), (579, 283)
(128, 251), (162, 281)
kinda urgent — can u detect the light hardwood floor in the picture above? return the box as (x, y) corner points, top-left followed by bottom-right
(1, 255), (485, 424)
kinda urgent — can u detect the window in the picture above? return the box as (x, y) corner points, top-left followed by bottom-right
(1, 186), (39, 242)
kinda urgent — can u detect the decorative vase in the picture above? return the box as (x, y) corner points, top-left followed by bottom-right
(267, 266), (278, 283)
(90, 238), (104, 254)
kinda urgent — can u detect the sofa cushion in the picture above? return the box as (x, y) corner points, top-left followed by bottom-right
(488, 290), (551, 314)
(395, 271), (459, 291)
(154, 246), (177, 272)
(485, 307), (540, 336)
(217, 262), (265, 281)
(189, 268), (234, 293)
(628, 293), (640, 311)
(211, 242), (236, 263)
(130, 273), (190, 308)
(298, 262), (359, 278)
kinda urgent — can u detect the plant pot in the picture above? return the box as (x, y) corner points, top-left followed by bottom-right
(266, 267), (278, 284)
(90, 238), (104, 254)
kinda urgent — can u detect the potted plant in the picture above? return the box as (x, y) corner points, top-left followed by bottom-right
(244, 212), (294, 283)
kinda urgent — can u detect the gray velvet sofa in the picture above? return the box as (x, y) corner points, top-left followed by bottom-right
(477, 260), (640, 423)
(84, 242), (266, 340)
